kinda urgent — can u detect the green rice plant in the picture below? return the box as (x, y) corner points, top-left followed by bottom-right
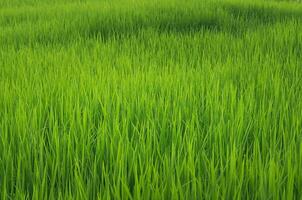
(1, 0), (302, 199)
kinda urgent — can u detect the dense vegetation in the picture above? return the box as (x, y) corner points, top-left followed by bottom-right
(1, 0), (302, 199)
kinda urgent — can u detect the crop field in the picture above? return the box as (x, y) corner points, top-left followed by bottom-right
(1, 0), (302, 199)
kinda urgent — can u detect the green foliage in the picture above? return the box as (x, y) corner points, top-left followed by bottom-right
(1, 0), (302, 199)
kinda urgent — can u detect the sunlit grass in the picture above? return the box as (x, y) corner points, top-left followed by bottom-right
(1, 0), (302, 199)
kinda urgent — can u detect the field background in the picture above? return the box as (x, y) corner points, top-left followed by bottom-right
(1, 0), (302, 199)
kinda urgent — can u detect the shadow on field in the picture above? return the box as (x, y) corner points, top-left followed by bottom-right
(85, 15), (221, 41)
(223, 3), (302, 24)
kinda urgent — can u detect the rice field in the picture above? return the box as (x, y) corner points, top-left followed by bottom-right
(1, 0), (302, 199)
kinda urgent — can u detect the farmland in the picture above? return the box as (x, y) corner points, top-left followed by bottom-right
(1, 0), (302, 199)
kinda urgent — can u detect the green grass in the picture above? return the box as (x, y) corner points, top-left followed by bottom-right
(1, 0), (302, 199)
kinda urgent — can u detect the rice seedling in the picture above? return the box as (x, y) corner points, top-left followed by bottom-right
(1, 0), (302, 199)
